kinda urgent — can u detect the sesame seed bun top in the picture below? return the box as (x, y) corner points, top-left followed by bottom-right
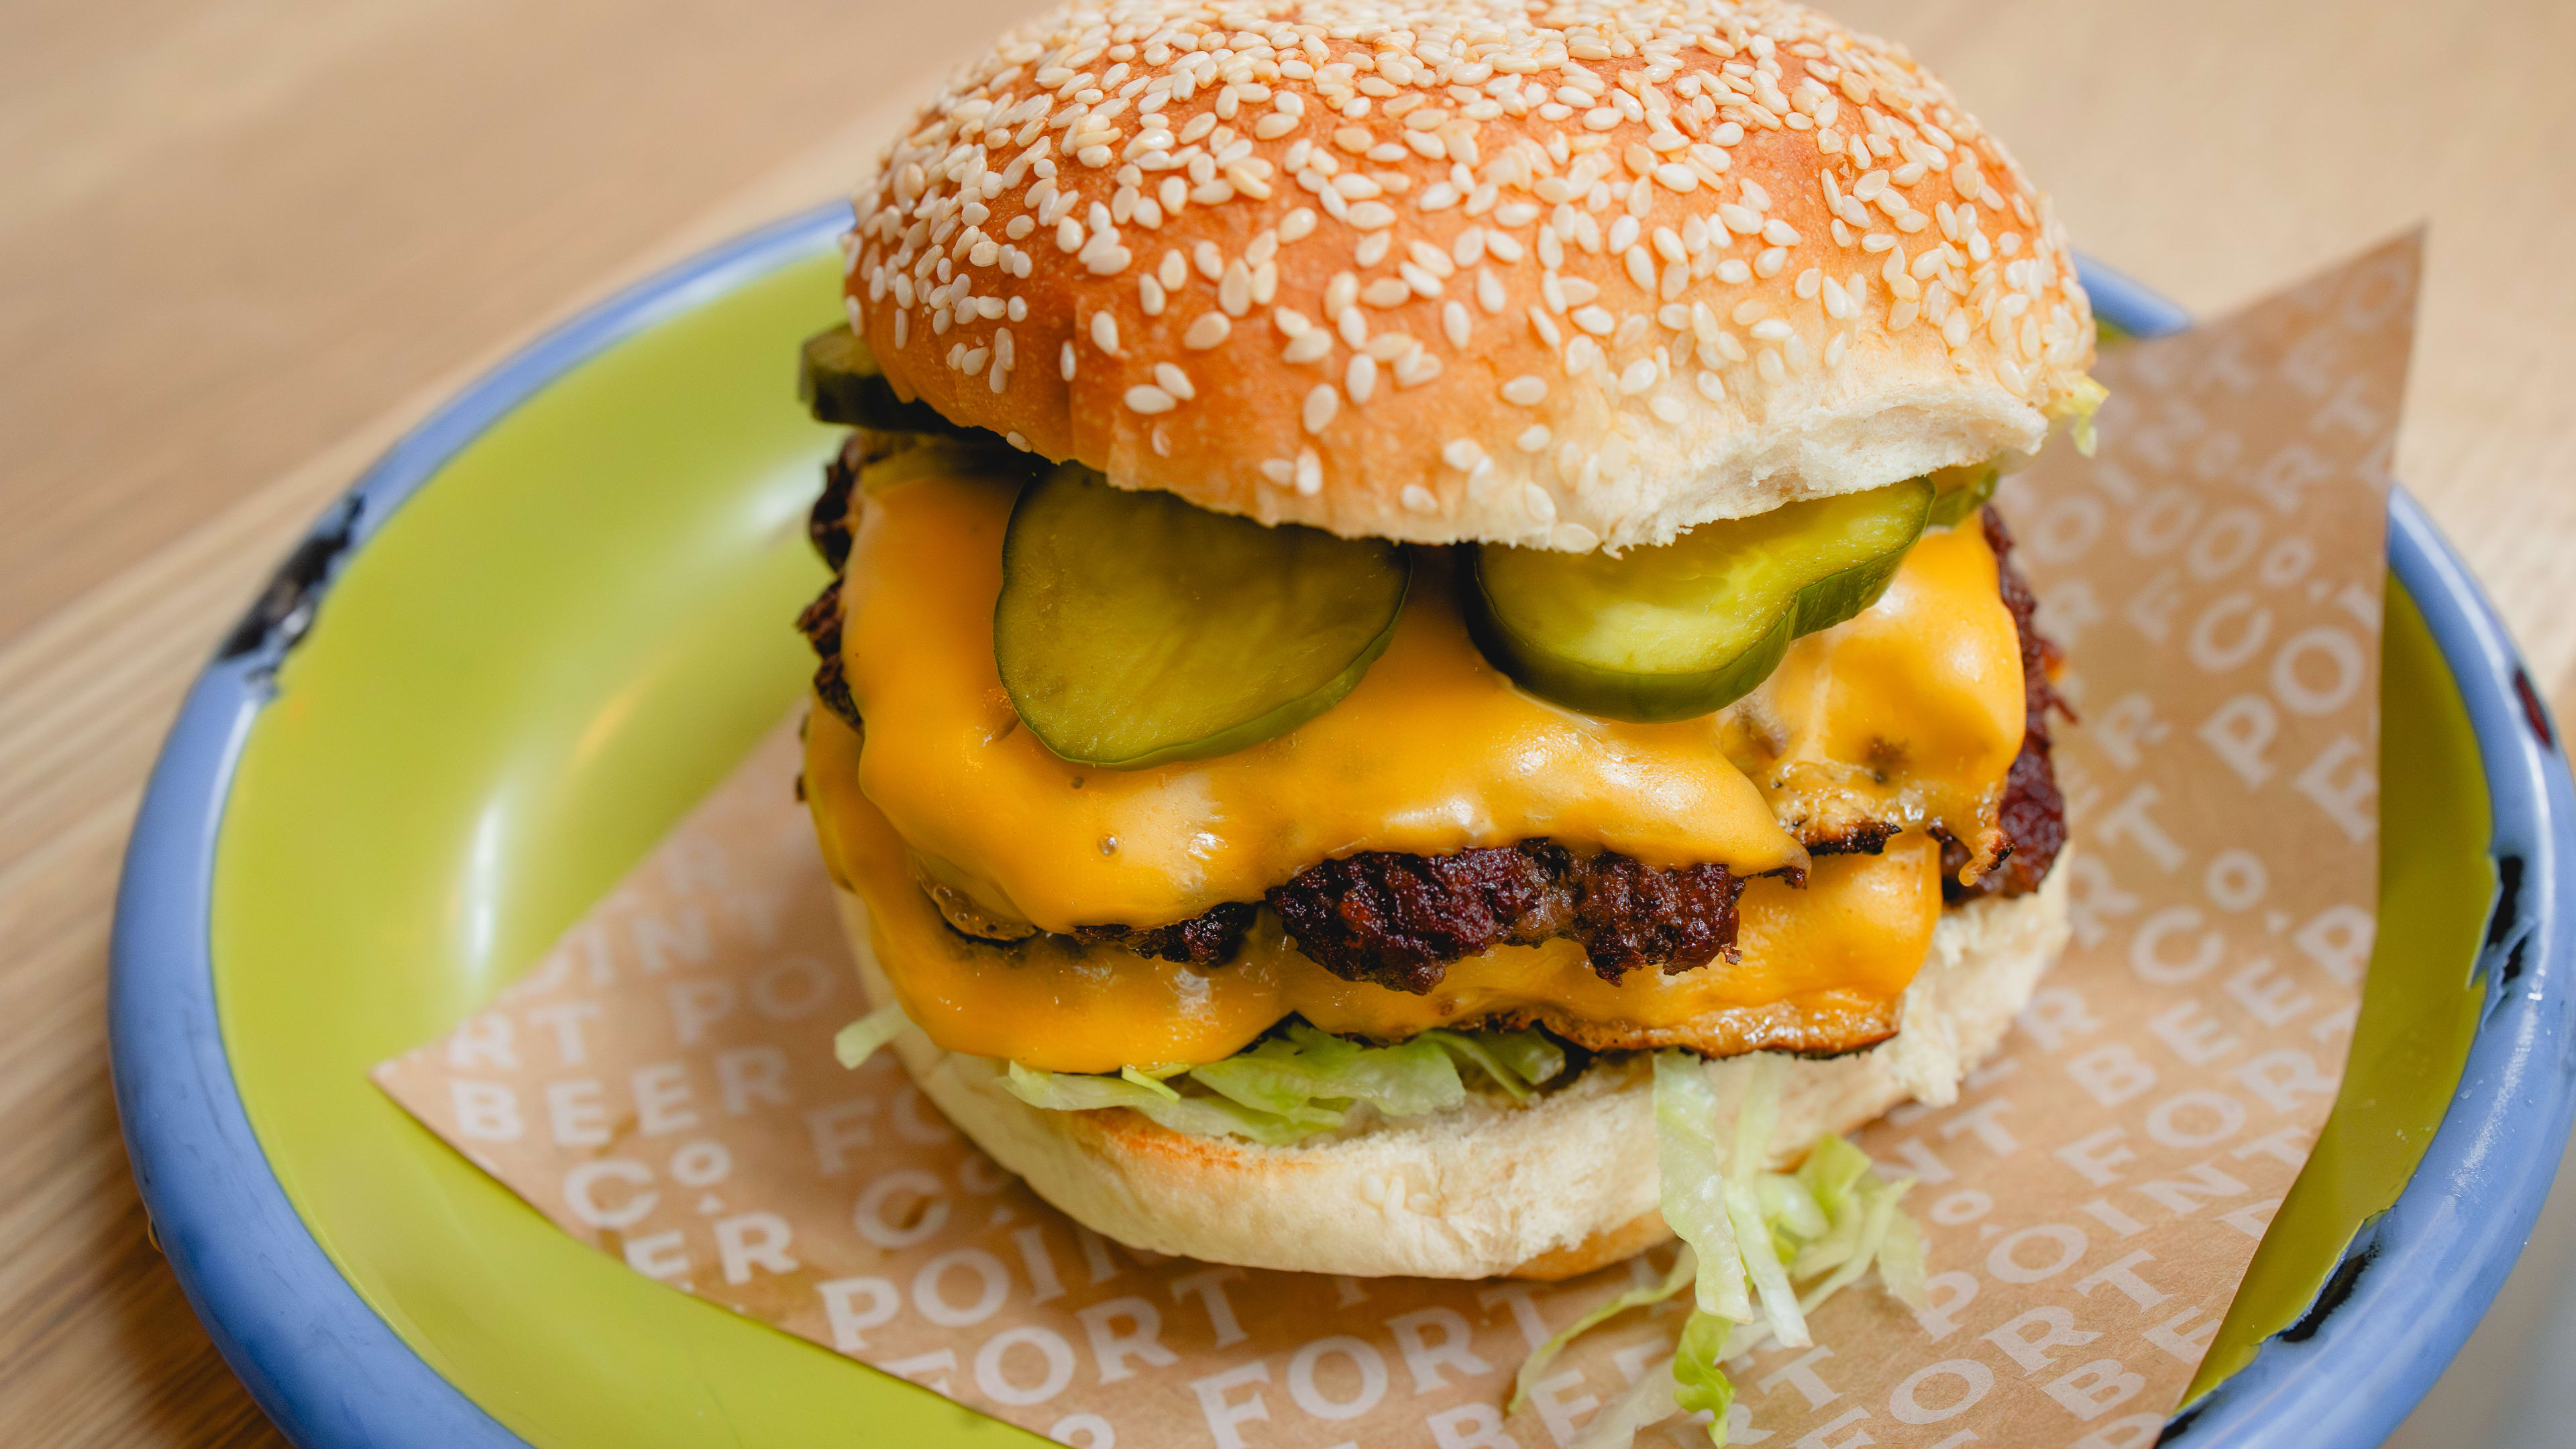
(843, 0), (2096, 551)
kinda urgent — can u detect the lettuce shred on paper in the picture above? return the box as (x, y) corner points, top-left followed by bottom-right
(832, 1000), (914, 1068)
(1562, 1053), (1930, 1448)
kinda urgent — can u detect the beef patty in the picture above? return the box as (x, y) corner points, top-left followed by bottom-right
(1268, 843), (1744, 993)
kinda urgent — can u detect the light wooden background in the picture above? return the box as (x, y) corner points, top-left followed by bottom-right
(5, 1), (2571, 1444)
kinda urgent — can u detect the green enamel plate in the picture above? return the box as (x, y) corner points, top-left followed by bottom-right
(109, 210), (2563, 1448)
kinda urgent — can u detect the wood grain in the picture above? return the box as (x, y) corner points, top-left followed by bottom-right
(3, 1), (2569, 1444)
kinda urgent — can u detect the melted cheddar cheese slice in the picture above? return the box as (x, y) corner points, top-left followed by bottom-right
(1727, 525), (2027, 866)
(804, 470), (2027, 1071)
(811, 704), (1940, 1073)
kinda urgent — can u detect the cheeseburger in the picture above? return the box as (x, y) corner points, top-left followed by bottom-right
(797, 0), (2094, 1289)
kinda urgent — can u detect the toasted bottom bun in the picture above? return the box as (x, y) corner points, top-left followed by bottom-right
(841, 857), (2070, 1281)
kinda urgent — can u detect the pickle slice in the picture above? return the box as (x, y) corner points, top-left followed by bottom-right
(798, 325), (969, 435)
(1923, 458), (2000, 529)
(1468, 476), (1932, 722)
(996, 465), (1410, 769)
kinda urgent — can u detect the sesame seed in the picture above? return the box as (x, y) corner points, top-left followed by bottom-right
(1749, 318), (1793, 341)
(1517, 425), (1552, 453)
(1695, 370), (1726, 400)
(1501, 374), (1548, 405)
(1345, 353), (1379, 403)
(1571, 305), (1615, 335)
(1154, 362), (1194, 399)
(1295, 447), (1323, 495)
(1440, 299), (1472, 347)
(1059, 340), (1075, 380)
(1185, 313), (1232, 348)
(1284, 329), (1333, 363)
(1403, 483), (1440, 511)
(1362, 277), (1412, 307)
(1125, 384), (1176, 414)
(1440, 439), (1484, 470)
(1618, 358), (1658, 394)
(1303, 384), (1338, 433)
(1091, 313), (1120, 354)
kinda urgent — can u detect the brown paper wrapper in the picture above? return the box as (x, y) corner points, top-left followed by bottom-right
(376, 238), (2414, 1448)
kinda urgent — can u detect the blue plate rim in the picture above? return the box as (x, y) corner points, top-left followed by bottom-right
(105, 207), (2573, 1448)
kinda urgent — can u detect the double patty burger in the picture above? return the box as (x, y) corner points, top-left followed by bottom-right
(798, 0), (2093, 1282)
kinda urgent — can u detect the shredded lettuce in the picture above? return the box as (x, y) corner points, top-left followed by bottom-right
(1546, 1051), (1929, 1448)
(1118, 1065), (1183, 1100)
(1574, 1355), (1686, 1449)
(1422, 1027), (1564, 1103)
(1511, 1248), (1695, 1413)
(833, 1002), (912, 1068)
(2049, 374), (2110, 456)
(1654, 1051), (1753, 1322)
(1876, 1211), (1929, 1311)
(1722, 1057), (1809, 1349)
(1191, 1025), (1466, 1119)
(1669, 1309), (1739, 1434)
(996, 1020), (1567, 1145)
(1004, 1061), (1326, 1142)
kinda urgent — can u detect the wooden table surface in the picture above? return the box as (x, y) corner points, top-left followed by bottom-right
(7, 1), (2572, 1444)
